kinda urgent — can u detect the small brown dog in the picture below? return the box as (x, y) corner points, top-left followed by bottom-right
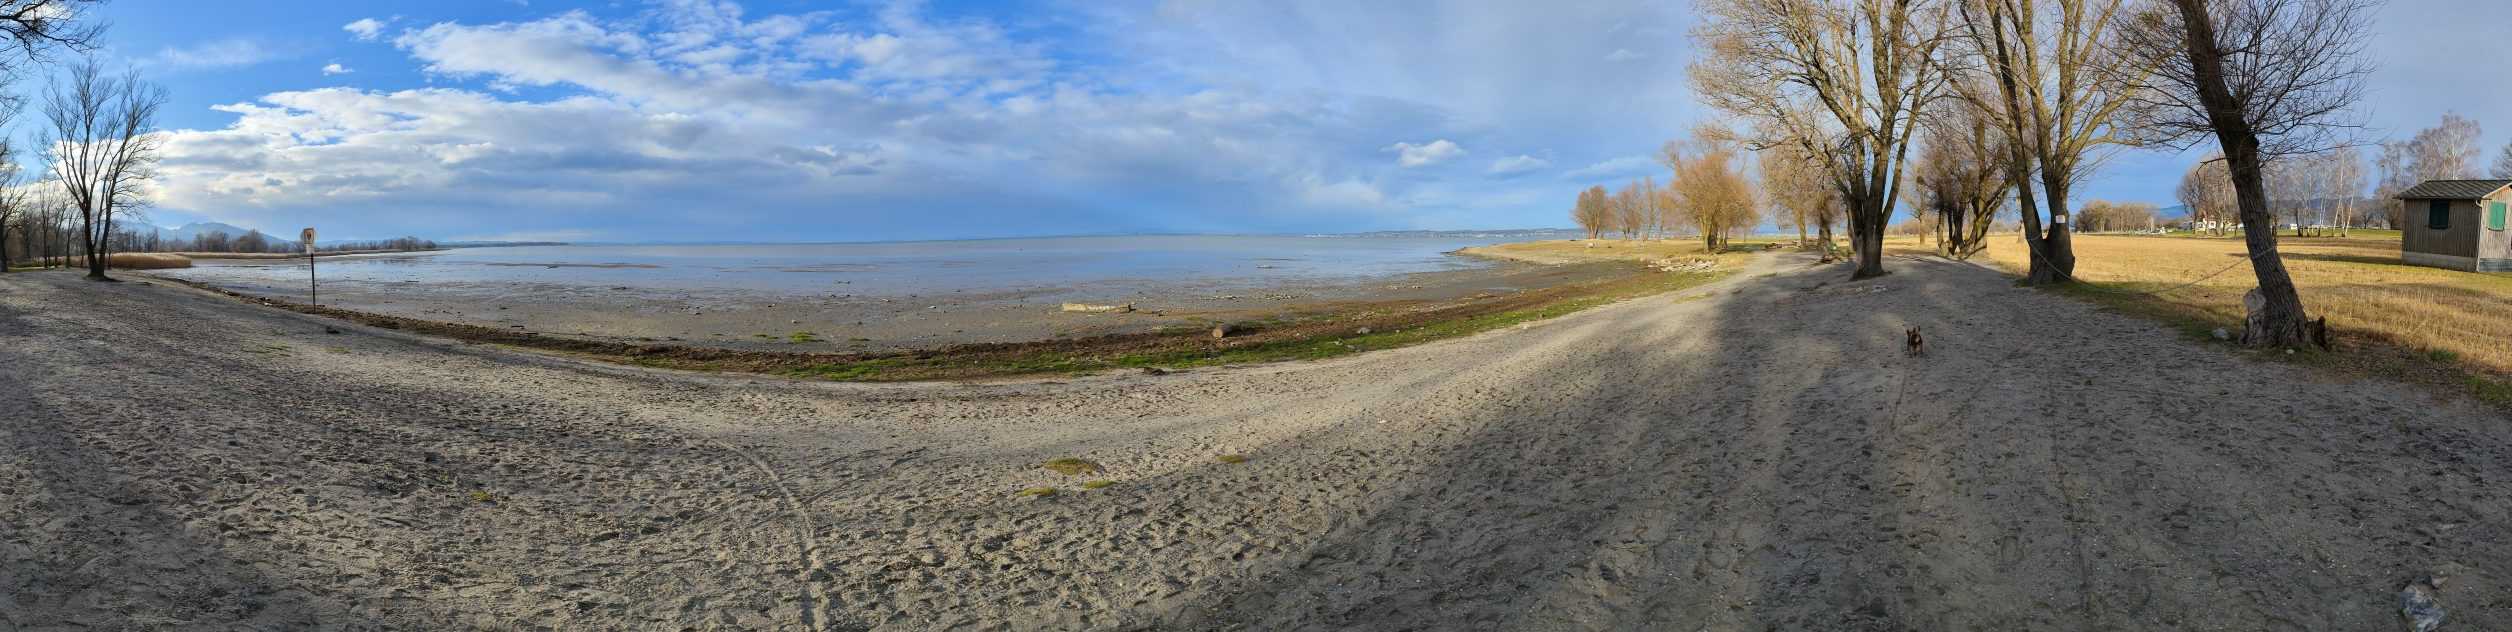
(1905, 326), (1927, 357)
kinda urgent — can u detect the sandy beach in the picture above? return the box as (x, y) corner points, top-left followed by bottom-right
(6, 250), (2510, 629)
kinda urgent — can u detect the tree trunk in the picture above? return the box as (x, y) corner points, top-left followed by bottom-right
(2172, 0), (2310, 347)
(1849, 194), (1888, 279)
(85, 213), (110, 280)
(2033, 174), (2078, 284)
(1816, 215), (1836, 258)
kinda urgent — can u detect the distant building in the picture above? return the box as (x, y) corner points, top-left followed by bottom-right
(2395, 179), (2512, 272)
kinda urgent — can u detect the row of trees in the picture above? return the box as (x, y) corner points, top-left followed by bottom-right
(1568, 130), (1768, 251)
(1676, 0), (2376, 347)
(0, 0), (172, 281)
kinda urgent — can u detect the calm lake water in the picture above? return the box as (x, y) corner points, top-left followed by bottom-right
(155, 234), (1544, 300)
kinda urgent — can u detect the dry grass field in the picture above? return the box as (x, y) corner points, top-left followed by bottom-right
(1888, 232), (2511, 400)
(99, 253), (193, 269)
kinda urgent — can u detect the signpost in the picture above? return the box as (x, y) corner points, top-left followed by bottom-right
(301, 227), (317, 306)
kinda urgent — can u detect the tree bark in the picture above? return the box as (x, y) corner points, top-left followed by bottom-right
(2171, 0), (2311, 347)
(2036, 172), (2079, 283)
(1850, 193), (1888, 279)
(84, 213), (110, 280)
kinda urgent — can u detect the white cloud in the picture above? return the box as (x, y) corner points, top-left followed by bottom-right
(322, 63), (353, 76)
(1385, 139), (1465, 168)
(1486, 154), (1550, 176)
(148, 2), (1722, 239)
(153, 4), (1457, 240)
(1603, 48), (1644, 62)
(1562, 155), (1659, 180)
(345, 18), (390, 41)
(152, 38), (279, 70)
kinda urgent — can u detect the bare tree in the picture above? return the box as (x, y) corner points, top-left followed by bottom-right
(1758, 141), (1838, 248)
(1665, 130), (1763, 252)
(2491, 141), (2512, 179)
(44, 59), (166, 281)
(2323, 147), (2363, 236)
(2118, 0), (2375, 347)
(1913, 98), (2012, 257)
(1572, 185), (1611, 239)
(2404, 113), (2482, 181)
(1693, 0), (1954, 278)
(1612, 182), (1647, 239)
(1951, 0), (2163, 284)
(2372, 140), (2413, 228)
(0, 1), (100, 65)
(2175, 154), (2236, 235)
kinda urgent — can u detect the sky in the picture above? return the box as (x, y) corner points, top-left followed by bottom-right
(51, 0), (2512, 242)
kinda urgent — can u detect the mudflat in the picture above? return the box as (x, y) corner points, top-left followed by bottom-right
(146, 256), (1620, 353)
(3, 251), (2507, 630)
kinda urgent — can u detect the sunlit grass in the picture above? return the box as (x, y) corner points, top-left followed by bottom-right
(1885, 232), (2511, 402)
(1457, 238), (1768, 266)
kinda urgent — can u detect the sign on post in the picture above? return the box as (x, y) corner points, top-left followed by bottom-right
(301, 227), (318, 306)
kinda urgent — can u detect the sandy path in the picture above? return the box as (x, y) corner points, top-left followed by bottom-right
(2, 252), (2508, 630)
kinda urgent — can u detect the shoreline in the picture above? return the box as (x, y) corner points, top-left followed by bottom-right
(154, 250), (1626, 353)
(131, 243), (1743, 381)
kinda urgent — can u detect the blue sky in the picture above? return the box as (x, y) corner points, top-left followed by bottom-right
(59, 0), (2512, 242)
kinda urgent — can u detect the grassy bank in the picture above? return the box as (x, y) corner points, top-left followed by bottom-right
(1895, 233), (2511, 406)
(154, 243), (1745, 382)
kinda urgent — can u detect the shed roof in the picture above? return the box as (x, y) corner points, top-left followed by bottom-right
(2396, 179), (2512, 200)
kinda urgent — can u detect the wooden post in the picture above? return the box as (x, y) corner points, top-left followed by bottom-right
(301, 227), (317, 306)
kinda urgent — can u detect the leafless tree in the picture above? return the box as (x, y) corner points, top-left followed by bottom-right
(43, 59), (164, 281)
(2403, 113), (2482, 181)
(0, 1), (99, 65)
(2322, 147), (2364, 236)
(1950, 0), (2163, 284)
(2371, 141), (2414, 228)
(1664, 130), (1762, 252)
(1693, 0), (1954, 278)
(1572, 185), (1611, 240)
(2175, 154), (2236, 235)
(2117, 0), (2376, 347)
(1634, 177), (1667, 240)
(1757, 139), (1837, 248)
(2490, 141), (2512, 180)
(1913, 98), (2012, 257)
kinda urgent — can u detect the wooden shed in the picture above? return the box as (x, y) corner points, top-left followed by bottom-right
(2395, 179), (2512, 272)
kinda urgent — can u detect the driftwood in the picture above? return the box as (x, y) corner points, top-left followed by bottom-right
(1060, 302), (1135, 314)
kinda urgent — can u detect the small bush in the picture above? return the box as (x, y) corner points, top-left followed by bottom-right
(1215, 454), (1249, 464)
(1042, 458), (1103, 475)
(1080, 480), (1115, 489)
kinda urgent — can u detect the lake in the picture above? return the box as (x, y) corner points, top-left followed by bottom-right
(154, 233), (1551, 302)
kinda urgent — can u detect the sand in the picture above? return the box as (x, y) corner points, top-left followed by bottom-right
(3, 251), (2508, 630)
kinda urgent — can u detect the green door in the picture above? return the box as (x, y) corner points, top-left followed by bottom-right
(2491, 201), (2508, 231)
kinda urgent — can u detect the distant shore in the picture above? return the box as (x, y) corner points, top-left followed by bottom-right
(174, 248), (445, 260)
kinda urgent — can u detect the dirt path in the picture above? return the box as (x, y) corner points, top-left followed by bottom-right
(2, 252), (2506, 630)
